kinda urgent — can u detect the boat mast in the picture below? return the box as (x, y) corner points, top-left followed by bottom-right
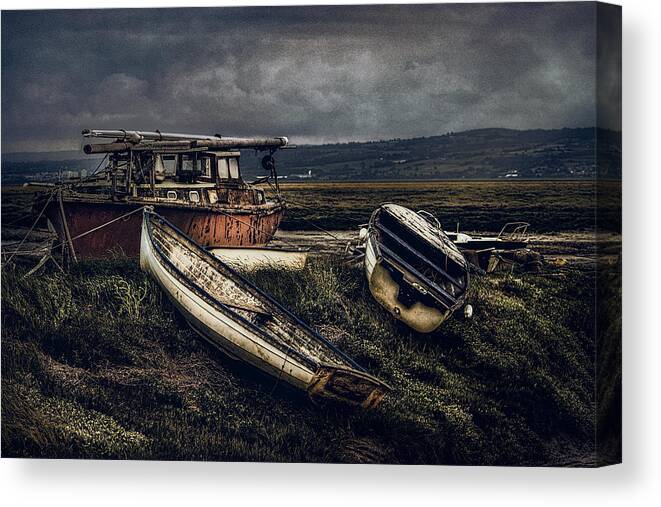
(83, 129), (221, 142)
(82, 129), (289, 154)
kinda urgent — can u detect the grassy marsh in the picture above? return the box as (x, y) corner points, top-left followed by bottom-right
(276, 180), (620, 233)
(2, 257), (604, 464)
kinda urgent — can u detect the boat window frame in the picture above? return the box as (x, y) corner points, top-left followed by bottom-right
(180, 154), (199, 173)
(228, 157), (240, 179)
(161, 155), (177, 175)
(215, 155), (241, 181)
(217, 157), (230, 179)
(201, 157), (212, 178)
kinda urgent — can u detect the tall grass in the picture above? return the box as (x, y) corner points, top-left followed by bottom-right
(2, 257), (597, 464)
(277, 180), (621, 233)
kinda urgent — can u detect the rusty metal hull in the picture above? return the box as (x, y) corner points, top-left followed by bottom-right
(45, 197), (284, 259)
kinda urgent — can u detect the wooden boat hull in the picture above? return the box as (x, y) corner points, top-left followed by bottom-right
(446, 224), (532, 271)
(365, 236), (450, 333)
(45, 197), (283, 259)
(462, 247), (543, 273)
(364, 204), (470, 333)
(209, 246), (308, 271)
(140, 210), (388, 408)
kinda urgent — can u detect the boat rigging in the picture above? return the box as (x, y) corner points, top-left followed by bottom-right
(33, 128), (292, 259)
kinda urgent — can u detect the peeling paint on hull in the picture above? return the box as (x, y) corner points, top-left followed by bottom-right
(364, 204), (470, 333)
(367, 257), (449, 334)
(45, 199), (284, 259)
(209, 246), (308, 271)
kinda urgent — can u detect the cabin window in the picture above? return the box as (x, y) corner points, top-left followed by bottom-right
(201, 158), (211, 178)
(189, 191), (200, 203)
(207, 189), (218, 204)
(166, 190), (178, 200)
(182, 155), (198, 172)
(229, 158), (240, 179)
(162, 156), (177, 175)
(217, 158), (230, 179)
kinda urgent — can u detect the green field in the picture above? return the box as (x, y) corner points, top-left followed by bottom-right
(276, 180), (620, 233)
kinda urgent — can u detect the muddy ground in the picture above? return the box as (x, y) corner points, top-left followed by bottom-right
(271, 229), (622, 268)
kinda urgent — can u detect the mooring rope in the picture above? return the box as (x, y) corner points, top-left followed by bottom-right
(2, 201), (46, 227)
(210, 207), (303, 250)
(269, 354), (293, 397)
(48, 205), (148, 254)
(259, 180), (363, 243)
(2, 203), (148, 268)
(280, 194), (365, 239)
(2, 189), (56, 268)
(289, 214), (347, 242)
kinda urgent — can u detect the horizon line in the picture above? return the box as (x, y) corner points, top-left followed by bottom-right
(1, 125), (621, 156)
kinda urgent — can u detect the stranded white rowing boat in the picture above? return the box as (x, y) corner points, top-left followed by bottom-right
(140, 208), (389, 408)
(363, 204), (470, 333)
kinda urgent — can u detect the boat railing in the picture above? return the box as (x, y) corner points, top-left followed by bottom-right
(416, 209), (442, 231)
(497, 222), (530, 241)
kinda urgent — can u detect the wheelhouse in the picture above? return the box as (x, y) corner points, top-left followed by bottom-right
(100, 148), (271, 207)
(145, 151), (244, 185)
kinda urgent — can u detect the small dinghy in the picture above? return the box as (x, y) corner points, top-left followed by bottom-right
(446, 223), (539, 273)
(209, 246), (308, 272)
(363, 204), (470, 333)
(446, 222), (531, 251)
(140, 209), (389, 408)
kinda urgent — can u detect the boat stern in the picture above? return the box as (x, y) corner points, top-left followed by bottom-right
(368, 259), (450, 334)
(307, 364), (390, 409)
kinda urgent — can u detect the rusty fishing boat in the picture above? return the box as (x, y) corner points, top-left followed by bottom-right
(363, 204), (470, 333)
(140, 208), (389, 408)
(35, 129), (289, 259)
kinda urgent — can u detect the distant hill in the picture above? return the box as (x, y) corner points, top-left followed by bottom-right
(0, 156), (106, 185)
(1, 127), (621, 184)
(262, 127), (621, 181)
(1, 150), (89, 163)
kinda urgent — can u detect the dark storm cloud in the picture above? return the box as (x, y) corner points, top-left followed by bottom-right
(1, 3), (615, 152)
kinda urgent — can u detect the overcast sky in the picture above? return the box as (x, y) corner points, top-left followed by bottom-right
(1, 3), (620, 153)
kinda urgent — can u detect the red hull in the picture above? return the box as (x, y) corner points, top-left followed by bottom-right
(45, 200), (284, 259)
